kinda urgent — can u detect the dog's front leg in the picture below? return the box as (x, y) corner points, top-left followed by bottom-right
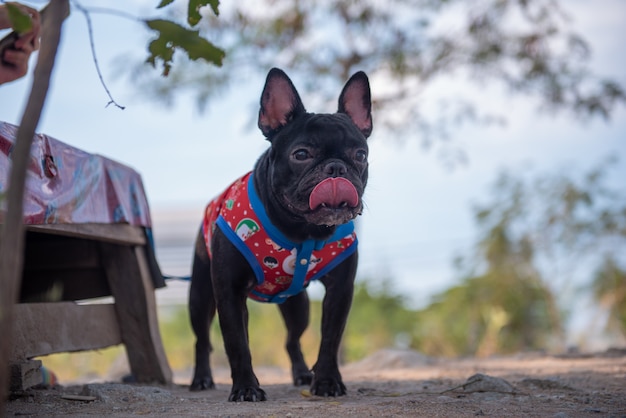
(211, 232), (267, 402)
(311, 252), (358, 397)
(216, 294), (266, 401)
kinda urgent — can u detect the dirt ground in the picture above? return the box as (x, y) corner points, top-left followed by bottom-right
(6, 348), (626, 417)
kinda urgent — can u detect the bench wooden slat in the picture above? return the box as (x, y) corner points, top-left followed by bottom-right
(11, 302), (122, 360)
(26, 223), (146, 245)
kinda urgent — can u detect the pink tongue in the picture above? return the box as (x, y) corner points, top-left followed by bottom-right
(309, 177), (359, 210)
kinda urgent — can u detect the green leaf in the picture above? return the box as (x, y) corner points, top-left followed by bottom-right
(144, 19), (225, 76)
(157, 0), (175, 8)
(188, 0), (220, 26)
(146, 37), (174, 76)
(6, 3), (33, 34)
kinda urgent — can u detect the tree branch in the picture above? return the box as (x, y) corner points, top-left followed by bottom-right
(0, 0), (69, 411)
(73, 1), (125, 109)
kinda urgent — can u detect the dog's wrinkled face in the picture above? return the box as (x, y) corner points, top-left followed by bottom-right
(257, 69), (372, 227)
(268, 114), (368, 226)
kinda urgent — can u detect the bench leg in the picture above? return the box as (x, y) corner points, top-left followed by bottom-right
(99, 242), (172, 384)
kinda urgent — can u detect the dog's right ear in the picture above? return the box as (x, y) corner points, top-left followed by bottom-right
(258, 68), (306, 138)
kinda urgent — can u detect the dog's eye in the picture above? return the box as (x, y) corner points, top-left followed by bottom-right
(293, 149), (312, 161)
(354, 149), (368, 163)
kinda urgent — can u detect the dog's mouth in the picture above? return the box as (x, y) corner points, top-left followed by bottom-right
(308, 177), (359, 211)
(298, 177), (361, 226)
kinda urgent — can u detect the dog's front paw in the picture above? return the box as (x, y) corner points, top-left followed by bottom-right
(228, 385), (267, 402)
(190, 375), (215, 391)
(310, 377), (347, 397)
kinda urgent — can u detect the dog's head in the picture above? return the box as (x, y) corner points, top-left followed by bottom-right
(256, 68), (372, 229)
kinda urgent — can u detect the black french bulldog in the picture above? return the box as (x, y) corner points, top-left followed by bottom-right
(189, 67), (372, 402)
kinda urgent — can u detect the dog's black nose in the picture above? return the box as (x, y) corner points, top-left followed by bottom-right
(324, 161), (347, 177)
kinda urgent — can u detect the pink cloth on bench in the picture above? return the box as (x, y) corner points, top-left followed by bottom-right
(0, 121), (152, 227)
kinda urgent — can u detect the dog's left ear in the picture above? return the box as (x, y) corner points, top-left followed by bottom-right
(258, 68), (306, 138)
(338, 71), (373, 138)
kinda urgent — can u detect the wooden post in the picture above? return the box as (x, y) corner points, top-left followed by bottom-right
(98, 242), (172, 384)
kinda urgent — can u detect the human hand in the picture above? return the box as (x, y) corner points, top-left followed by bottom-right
(0, 2), (41, 84)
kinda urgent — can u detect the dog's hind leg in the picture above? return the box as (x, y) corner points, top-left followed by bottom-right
(189, 229), (217, 391)
(278, 291), (314, 386)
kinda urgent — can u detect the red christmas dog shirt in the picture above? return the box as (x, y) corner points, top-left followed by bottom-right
(203, 172), (357, 303)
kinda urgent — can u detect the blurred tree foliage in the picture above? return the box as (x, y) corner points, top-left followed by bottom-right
(412, 246), (561, 357)
(411, 158), (626, 356)
(344, 279), (415, 360)
(126, 0), (624, 148)
(591, 255), (626, 336)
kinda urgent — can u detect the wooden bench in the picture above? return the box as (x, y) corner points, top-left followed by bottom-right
(1, 121), (173, 390)
(9, 223), (172, 390)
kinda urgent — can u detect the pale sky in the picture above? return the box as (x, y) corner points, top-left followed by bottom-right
(1, 1), (625, 339)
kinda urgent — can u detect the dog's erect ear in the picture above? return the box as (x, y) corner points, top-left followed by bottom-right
(338, 71), (373, 138)
(258, 68), (306, 138)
